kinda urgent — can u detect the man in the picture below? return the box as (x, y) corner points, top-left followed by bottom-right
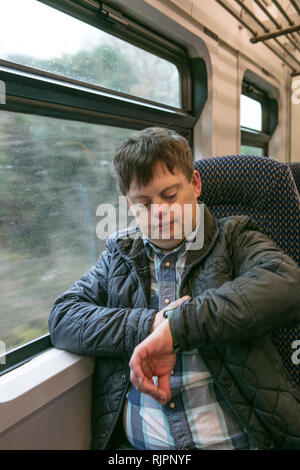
(49, 127), (300, 450)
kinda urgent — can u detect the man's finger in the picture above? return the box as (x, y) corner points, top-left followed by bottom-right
(129, 354), (153, 391)
(170, 295), (190, 307)
(157, 373), (172, 403)
(129, 358), (168, 404)
(131, 369), (160, 397)
(164, 295), (190, 313)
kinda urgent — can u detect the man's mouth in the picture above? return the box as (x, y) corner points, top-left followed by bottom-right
(158, 220), (174, 229)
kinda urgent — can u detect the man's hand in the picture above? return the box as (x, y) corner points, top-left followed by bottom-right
(151, 295), (190, 332)
(129, 319), (176, 405)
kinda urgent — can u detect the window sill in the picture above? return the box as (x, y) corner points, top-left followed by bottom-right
(0, 348), (95, 434)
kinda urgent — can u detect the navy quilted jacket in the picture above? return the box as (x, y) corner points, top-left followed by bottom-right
(48, 205), (300, 450)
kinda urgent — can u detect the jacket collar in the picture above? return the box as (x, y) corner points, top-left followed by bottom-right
(183, 203), (217, 271)
(180, 204), (219, 293)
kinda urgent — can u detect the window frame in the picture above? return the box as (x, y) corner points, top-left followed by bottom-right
(1, 0), (192, 114)
(40, 0), (193, 112)
(0, 0), (206, 375)
(0, 336), (53, 378)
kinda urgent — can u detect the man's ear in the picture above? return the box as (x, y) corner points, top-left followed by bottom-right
(192, 170), (201, 198)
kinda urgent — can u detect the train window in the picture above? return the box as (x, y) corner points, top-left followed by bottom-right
(240, 81), (270, 156)
(240, 145), (264, 157)
(0, 0), (180, 108)
(0, 110), (132, 355)
(240, 95), (262, 132)
(0, 0), (198, 373)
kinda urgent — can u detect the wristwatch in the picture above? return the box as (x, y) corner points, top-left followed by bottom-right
(163, 307), (182, 354)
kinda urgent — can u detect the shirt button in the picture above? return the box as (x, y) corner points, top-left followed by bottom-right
(169, 402), (176, 409)
(171, 370), (174, 375)
(165, 261), (170, 267)
(164, 298), (170, 304)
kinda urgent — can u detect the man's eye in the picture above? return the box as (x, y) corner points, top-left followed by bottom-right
(137, 201), (151, 208)
(165, 193), (177, 200)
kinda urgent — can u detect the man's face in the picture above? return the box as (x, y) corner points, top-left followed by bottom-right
(126, 161), (201, 250)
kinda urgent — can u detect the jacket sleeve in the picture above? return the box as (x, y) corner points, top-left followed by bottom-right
(168, 218), (300, 350)
(48, 239), (157, 358)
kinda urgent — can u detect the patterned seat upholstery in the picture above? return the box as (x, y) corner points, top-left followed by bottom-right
(194, 155), (300, 386)
(287, 162), (300, 194)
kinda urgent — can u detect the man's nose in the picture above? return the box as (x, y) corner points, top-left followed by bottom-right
(151, 201), (170, 218)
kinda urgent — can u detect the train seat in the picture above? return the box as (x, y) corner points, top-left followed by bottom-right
(194, 154), (300, 386)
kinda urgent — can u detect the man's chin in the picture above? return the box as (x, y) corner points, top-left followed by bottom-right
(141, 223), (186, 248)
(147, 236), (185, 251)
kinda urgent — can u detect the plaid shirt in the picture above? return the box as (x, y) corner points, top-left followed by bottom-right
(124, 223), (253, 450)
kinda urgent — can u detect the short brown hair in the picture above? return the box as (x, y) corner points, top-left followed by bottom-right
(113, 127), (194, 195)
